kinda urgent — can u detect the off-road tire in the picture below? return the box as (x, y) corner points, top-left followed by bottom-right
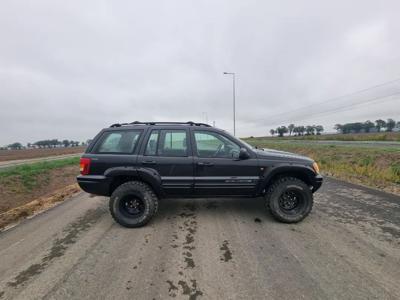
(109, 181), (158, 228)
(265, 177), (313, 223)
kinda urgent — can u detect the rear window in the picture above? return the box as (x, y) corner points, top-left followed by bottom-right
(95, 130), (142, 154)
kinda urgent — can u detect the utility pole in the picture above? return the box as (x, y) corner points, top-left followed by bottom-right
(223, 72), (236, 136)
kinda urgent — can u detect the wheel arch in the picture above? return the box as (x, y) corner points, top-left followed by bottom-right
(260, 165), (316, 194)
(105, 167), (162, 197)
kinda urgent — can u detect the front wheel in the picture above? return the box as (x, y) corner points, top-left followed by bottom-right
(109, 181), (158, 228)
(265, 177), (313, 223)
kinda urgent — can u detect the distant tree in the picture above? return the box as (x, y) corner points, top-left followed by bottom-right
(8, 142), (23, 150)
(315, 125), (324, 135)
(312, 125), (318, 135)
(27, 142), (32, 148)
(269, 129), (275, 136)
(298, 126), (306, 136)
(288, 124), (295, 136)
(305, 125), (314, 135)
(334, 124), (342, 133)
(352, 122), (364, 133)
(276, 126), (288, 137)
(386, 119), (396, 132)
(50, 139), (59, 148)
(342, 124), (351, 134)
(62, 140), (70, 147)
(34, 140), (48, 148)
(375, 119), (386, 132)
(363, 120), (375, 133)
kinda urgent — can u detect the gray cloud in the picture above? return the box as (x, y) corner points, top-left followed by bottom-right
(1, 0), (400, 145)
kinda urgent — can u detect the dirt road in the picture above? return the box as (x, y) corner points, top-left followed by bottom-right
(0, 147), (85, 163)
(0, 178), (399, 300)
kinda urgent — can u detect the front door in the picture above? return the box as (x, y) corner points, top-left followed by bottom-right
(192, 130), (260, 196)
(138, 128), (193, 196)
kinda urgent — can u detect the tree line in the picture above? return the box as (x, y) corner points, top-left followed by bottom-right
(270, 124), (324, 137)
(269, 118), (400, 137)
(3, 139), (88, 150)
(334, 119), (399, 134)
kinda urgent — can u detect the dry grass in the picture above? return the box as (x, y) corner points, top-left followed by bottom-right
(244, 139), (400, 195)
(0, 184), (80, 230)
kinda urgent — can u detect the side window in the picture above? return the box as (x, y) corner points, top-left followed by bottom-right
(194, 131), (240, 158)
(158, 130), (188, 157)
(97, 130), (141, 153)
(145, 131), (159, 156)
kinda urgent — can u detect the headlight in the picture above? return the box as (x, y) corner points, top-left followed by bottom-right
(312, 162), (320, 174)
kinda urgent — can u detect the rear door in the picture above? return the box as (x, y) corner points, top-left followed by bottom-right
(137, 128), (194, 196)
(191, 130), (260, 196)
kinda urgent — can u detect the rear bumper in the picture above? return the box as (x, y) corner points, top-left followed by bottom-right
(312, 174), (323, 192)
(77, 175), (111, 196)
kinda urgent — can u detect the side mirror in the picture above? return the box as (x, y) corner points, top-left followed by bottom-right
(239, 148), (250, 160)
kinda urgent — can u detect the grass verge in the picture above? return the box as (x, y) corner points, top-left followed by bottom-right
(0, 157), (81, 229)
(244, 139), (400, 195)
(0, 157), (79, 191)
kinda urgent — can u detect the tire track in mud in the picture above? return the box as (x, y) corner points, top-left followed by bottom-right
(166, 203), (203, 299)
(220, 240), (233, 262)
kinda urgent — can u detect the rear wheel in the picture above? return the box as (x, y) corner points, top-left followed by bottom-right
(265, 177), (313, 223)
(109, 181), (158, 228)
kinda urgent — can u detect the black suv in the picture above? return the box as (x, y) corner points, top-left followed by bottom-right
(77, 121), (322, 227)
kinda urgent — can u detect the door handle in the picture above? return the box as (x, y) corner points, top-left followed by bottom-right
(197, 162), (214, 166)
(142, 160), (157, 165)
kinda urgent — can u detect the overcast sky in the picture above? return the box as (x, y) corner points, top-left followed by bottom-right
(1, 0), (400, 145)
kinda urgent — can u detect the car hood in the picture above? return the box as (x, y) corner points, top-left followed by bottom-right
(254, 148), (313, 163)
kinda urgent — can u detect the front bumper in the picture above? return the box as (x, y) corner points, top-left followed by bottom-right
(77, 175), (111, 196)
(312, 174), (323, 192)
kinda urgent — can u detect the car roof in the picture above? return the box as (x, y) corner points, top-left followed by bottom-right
(103, 121), (227, 134)
(108, 121), (211, 128)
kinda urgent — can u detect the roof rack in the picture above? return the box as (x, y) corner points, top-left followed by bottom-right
(109, 121), (212, 128)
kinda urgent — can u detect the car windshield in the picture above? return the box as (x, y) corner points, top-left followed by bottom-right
(221, 130), (254, 149)
(238, 139), (255, 150)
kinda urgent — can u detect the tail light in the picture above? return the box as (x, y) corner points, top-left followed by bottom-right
(80, 158), (91, 175)
(312, 162), (320, 174)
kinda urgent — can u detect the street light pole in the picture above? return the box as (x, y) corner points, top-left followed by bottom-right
(223, 72), (236, 136)
(202, 112), (208, 124)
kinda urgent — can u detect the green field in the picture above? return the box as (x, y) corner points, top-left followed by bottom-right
(0, 157), (79, 191)
(244, 138), (400, 194)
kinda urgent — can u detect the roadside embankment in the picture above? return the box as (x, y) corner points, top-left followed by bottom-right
(0, 157), (81, 229)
